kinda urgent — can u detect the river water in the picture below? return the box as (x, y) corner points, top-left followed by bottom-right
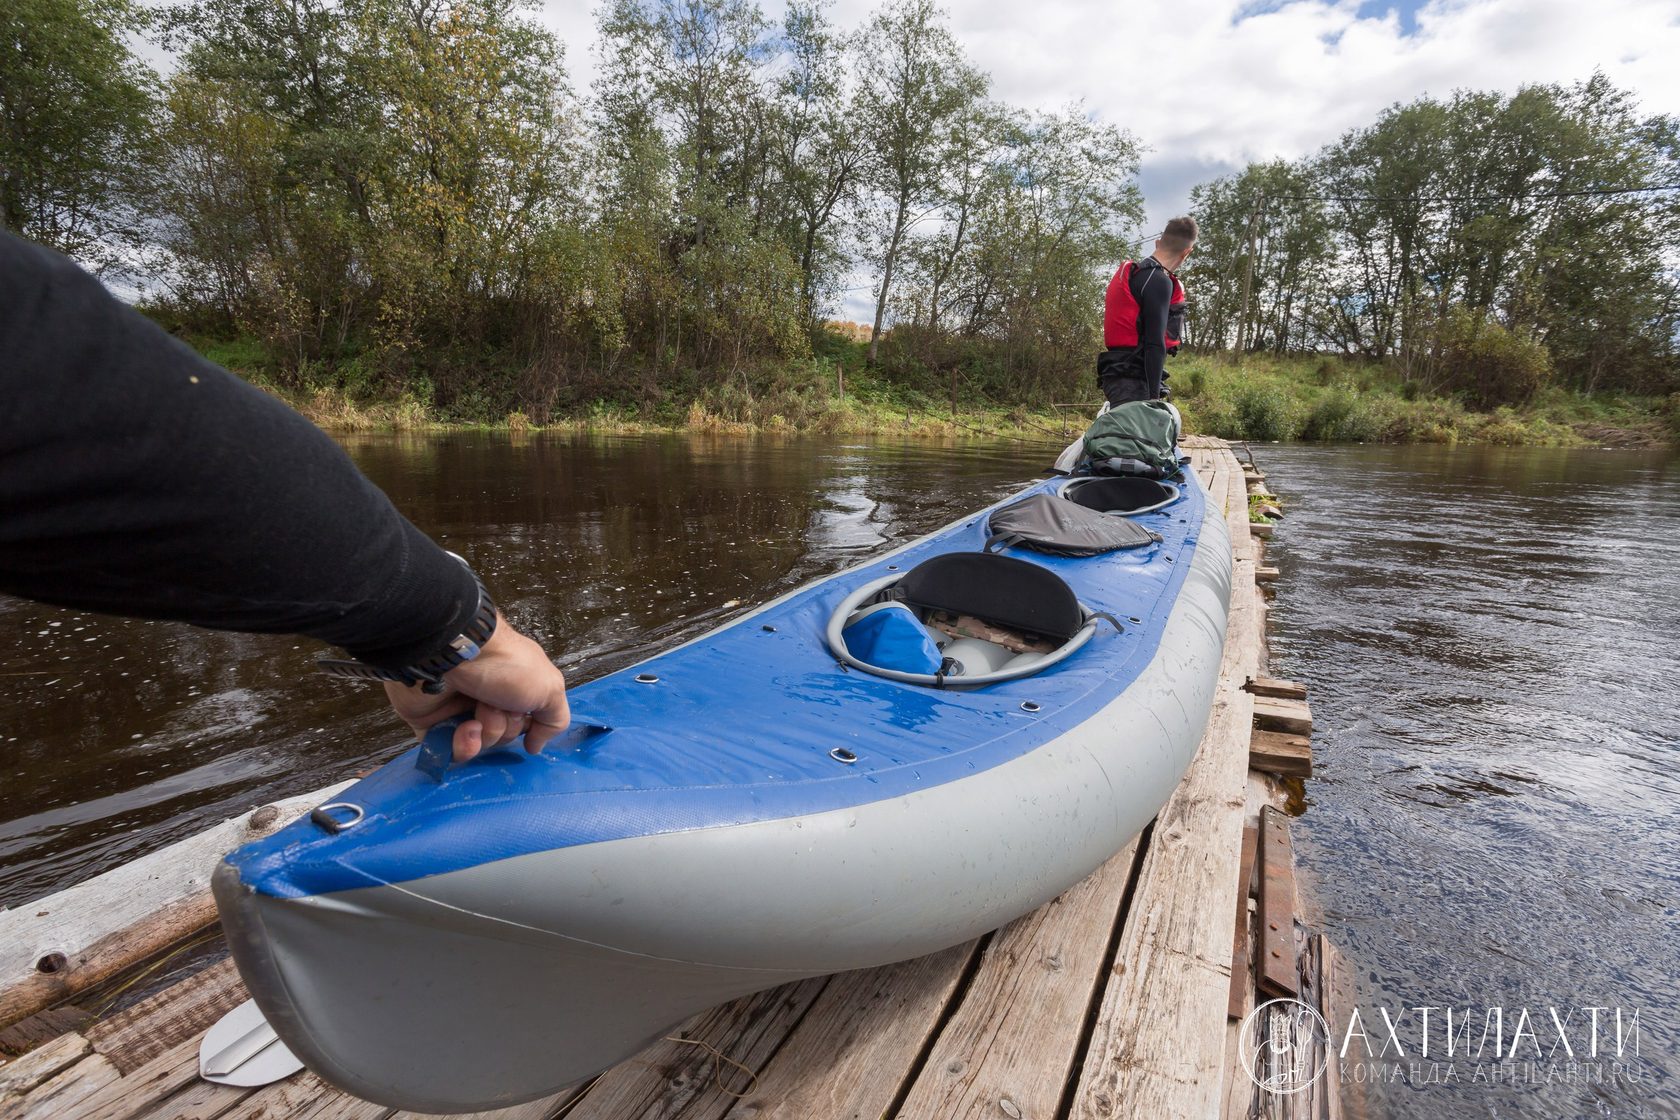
(1, 434), (1675, 1117)
(1260, 443), (1679, 1119)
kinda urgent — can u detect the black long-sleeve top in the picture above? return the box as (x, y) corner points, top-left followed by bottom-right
(0, 232), (479, 669)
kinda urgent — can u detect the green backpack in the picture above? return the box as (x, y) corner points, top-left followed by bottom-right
(1081, 401), (1183, 478)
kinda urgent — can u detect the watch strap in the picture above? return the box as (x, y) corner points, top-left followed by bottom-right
(317, 567), (497, 693)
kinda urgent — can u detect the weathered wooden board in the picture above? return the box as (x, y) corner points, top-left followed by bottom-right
(0, 1031), (92, 1095)
(1255, 567), (1280, 584)
(298, 1095), (395, 1120)
(87, 958), (244, 1074)
(563, 977), (828, 1120)
(205, 1073), (351, 1120)
(715, 943), (976, 1120)
(1068, 448), (1259, 1120)
(1244, 677), (1305, 701)
(0, 782), (350, 1030)
(62, 1034), (213, 1120)
(1249, 731), (1313, 778)
(1229, 824), (1259, 1020)
(0, 1006), (95, 1056)
(1249, 522), (1274, 540)
(1257, 808), (1298, 1000)
(1251, 698), (1312, 737)
(393, 1076), (588, 1120)
(0, 1051), (120, 1120)
(893, 840), (1142, 1120)
(125, 1071), (251, 1120)
(1221, 957), (1256, 1120)
(1316, 936), (1346, 1120)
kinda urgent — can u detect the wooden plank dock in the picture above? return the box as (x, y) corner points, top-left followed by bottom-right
(0, 440), (1348, 1120)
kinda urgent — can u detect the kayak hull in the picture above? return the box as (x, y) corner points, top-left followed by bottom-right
(214, 471), (1233, 1112)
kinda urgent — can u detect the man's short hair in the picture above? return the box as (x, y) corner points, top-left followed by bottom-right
(1159, 216), (1199, 254)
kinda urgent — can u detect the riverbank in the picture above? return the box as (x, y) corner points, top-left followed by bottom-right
(1171, 353), (1677, 449)
(185, 330), (1676, 448)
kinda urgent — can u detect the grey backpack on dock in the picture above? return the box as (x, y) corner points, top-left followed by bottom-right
(985, 494), (1161, 557)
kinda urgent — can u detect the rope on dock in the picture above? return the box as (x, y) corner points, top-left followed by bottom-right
(662, 1034), (761, 1098)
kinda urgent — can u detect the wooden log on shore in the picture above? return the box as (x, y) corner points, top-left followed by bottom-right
(0, 781), (350, 1031)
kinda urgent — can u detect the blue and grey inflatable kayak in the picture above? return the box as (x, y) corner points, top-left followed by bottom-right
(212, 467), (1233, 1112)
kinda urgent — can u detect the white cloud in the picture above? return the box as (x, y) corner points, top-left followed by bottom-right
(544, 0), (1680, 239)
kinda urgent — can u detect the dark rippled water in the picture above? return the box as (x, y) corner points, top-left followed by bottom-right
(0, 434), (1043, 907)
(1260, 443), (1679, 1119)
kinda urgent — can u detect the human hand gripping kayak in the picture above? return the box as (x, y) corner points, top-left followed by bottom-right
(382, 613), (571, 763)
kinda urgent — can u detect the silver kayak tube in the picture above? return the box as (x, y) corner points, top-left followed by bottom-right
(213, 483), (1232, 1113)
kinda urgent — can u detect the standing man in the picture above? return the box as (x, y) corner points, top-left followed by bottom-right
(1097, 216), (1197, 406)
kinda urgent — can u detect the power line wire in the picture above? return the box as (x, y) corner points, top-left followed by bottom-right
(1264, 182), (1680, 204)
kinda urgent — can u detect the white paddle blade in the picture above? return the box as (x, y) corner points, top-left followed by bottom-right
(199, 997), (303, 1086)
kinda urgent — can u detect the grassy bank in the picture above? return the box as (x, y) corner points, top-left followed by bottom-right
(185, 331), (1676, 448)
(187, 331), (1093, 444)
(1172, 353), (1677, 449)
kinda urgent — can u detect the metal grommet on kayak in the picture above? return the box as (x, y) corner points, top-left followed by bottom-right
(309, 803), (363, 834)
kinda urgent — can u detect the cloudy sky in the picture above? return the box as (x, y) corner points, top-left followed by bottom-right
(539, 0), (1680, 238)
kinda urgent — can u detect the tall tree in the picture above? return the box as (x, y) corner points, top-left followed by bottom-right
(853, 0), (983, 363)
(0, 0), (158, 274)
(768, 0), (862, 326)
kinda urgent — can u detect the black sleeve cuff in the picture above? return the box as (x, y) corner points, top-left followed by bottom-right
(328, 529), (485, 670)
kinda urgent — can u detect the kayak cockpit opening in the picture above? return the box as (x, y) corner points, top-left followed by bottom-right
(827, 552), (1112, 687)
(1058, 476), (1180, 515)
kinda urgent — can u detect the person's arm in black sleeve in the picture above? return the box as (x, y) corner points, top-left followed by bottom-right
(0, 232), (568, 760)
(1133, 263), (1172, 399)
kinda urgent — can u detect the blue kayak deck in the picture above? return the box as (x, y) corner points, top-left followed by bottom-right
(0, 441), (1322, 1120)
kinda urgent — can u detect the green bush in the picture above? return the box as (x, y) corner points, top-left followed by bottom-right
(1439, 312), (1552, 409)
(1300, 389), (1386, 442)
(1231, 381), (1301, 440)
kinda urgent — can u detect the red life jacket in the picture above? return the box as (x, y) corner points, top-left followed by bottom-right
(1103, 258), (1185, 354)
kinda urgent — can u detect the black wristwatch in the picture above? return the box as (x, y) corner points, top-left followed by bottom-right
(317, 562), (499, 694)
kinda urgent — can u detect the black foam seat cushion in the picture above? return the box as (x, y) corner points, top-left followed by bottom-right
(987, 494), (1158, 556)
(1066, 476), (1177, 514)
(895, 552), (1084, 643)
